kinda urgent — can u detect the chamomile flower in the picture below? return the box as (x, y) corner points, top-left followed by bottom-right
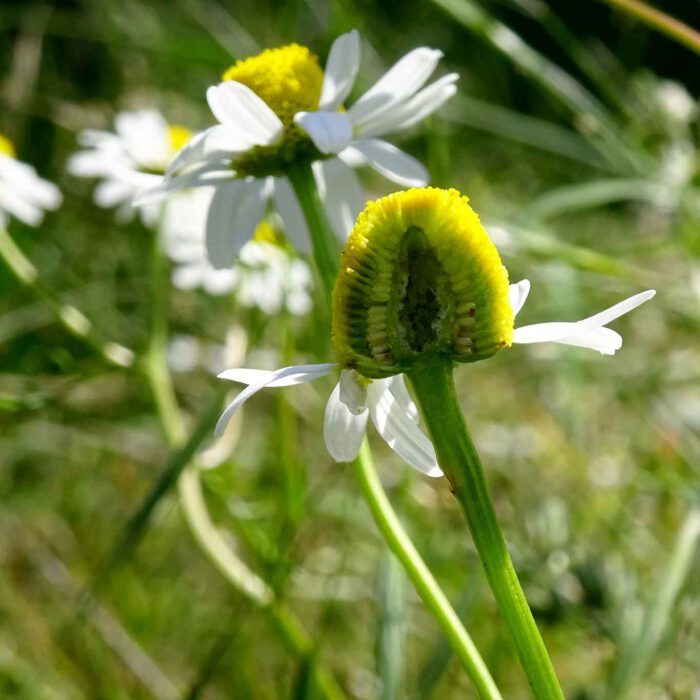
(67, 108), (192, 226)
(143, 32), (457, 268)
(168, 212), (313, 315)
(214, 188), (655, 474)
(0, 133), (62, 229)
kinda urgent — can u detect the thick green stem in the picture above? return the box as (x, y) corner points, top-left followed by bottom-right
(287, 162), (339, 298)
(408, 353), (565, 700)
(289, 167), (501, 698)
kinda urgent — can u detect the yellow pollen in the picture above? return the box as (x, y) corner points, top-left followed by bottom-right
(222, 44), (323, 126)
(333, 188), (514, 378)
(0, 133), (16, 159)
(168, 124), (192, 154)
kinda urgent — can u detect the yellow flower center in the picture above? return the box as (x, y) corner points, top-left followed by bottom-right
(0, 133), (16, 159)
(222, 44), (325, 178)
(252, 220), (282, 245)
(333, 188), (514, 378)
(168, 124), (192, 155)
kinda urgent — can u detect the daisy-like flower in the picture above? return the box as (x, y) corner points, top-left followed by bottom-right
(213, 188), (655, 475)
(67, 108), (192, 226)
(0, 133), (62, 229)
(168, 212), (313, 315)
(142, 31), (458, 268)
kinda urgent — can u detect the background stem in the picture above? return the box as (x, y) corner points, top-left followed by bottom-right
(408, 353), (565, 700)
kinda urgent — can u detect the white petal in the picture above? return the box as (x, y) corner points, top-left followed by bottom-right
(367, 377), (442, 477)
(218, 363), (334, 386)
(513, 290), (656, 353)
(295, 111), (352, 154)
(206, 180), (267, 269)
(356, 73), (458, 138)
(273, 177), (311, 254)
(319, 30), (361, 111)
(349, 47), (443, 125)
(577, 290), (656, 331)
(338, 369), (368, 415)
(348, 139), (429, 187)
(312, 158), (365, 242)
(509, 279), (531, 317)
(215, 363), (334, 436)
(207, 82), (283, 145)
(324, 382), (369, 462)
(556, 328), (622, 355)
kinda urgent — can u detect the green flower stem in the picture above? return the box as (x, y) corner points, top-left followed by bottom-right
(144, 226), (344, 700)
(289, 161), (501, 698)
(287, 162), (339, 299)
(407, 352), (565, 700)
(0, 227), (134, 368)
(354, 442), (502, 700)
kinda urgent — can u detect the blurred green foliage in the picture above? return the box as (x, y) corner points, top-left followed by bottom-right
(1, 1), (699, 698)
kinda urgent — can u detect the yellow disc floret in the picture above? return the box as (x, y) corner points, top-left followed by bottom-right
(0, 133), (16, 159)
(333, 188), (514, 378)
(168, 124), (192, 155)
(222, 44), (325, 177)
(223, 44), (323, 125)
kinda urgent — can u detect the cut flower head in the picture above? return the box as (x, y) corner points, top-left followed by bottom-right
(143, 31), (458, 268)
(214, 187), (655, 476)
(0, 133), (62, 229)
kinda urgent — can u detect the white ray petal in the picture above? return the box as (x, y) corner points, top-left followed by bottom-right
(207, 82), (283, 145)
(556, 328), (623, 355)
(218, 363), (334, 386)
(509, 279), (531, 317)
(205, 179), (267, 269)
(356, 73), (458, 138)
(576, 290), (656, 330)
(348, 139), (429, 187)
(313, 158), (365, 242)
(215, 363), (334, 435)
(367, 377), (442, 477)
(324, 381), (369, 462)
(295, 111), (352, 154)
(338, 369), (368, 415)
(319, 30), (361, 111)
(349, 48), (443, 126)
(273, 177), (311, 253)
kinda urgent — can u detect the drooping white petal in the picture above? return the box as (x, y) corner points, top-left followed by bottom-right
(355, 73), (458, 138)
(347, 139), (429, 187)
(215, 363), (334, 436)
(273, 178), (311, 254)
(137, 162), (234, 205)
(319, 30), (361, 111)
(206, 179), (268, 269)
(312, 158), (365, 242)
(556, 327), (622, 355)
(207, 82), (283, 146)
(295, 111), (352, 154)
(349, 48), (443, 126)
(513, 289), (656, 355)
(367, 376), (442, 477)
(508, 279), (531, 317)
(338, 369), (368, 415)
(324, 381), (369, 462)
(218, 363), (334, 386)
(0, 181), (43, 226)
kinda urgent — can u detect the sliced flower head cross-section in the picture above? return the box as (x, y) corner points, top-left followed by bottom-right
(0, 133), (62, 230)
(214, 188), (655, 475)
(142, 31), (458, 268)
